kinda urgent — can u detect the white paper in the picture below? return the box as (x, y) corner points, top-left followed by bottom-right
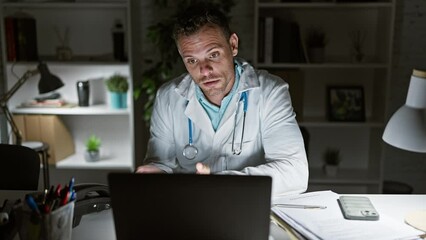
(271, 191), (424, 240)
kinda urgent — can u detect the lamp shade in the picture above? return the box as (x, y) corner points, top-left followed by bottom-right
(382, 69), (426, 153)
(37, 62), (64, 94)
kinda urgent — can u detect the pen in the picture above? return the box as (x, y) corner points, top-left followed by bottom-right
(274, 204), (327, 209)
(69, 177), (75, 193)
(25, 195), (41, 215)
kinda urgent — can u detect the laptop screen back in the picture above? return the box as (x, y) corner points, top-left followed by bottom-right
(108, 173), (272, 240)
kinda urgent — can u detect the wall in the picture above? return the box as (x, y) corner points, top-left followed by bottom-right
(384, 0), (426, 193)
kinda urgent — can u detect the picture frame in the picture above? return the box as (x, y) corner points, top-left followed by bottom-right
(327, 86), (365, 122)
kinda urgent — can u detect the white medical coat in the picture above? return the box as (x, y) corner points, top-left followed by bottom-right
(145, 58), (309, 196)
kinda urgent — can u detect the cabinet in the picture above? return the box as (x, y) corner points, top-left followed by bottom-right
(254, 0), (395, 193)
(0, 1), (135, 172)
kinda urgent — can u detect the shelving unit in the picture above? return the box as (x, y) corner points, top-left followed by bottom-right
(0, 1), (135, 173)
(254, 0), (396, 193)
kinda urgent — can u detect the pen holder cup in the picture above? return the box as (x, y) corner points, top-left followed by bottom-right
(17, 201), (74, 240)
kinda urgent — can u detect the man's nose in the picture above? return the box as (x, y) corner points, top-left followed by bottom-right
(199, 61), (212, 76)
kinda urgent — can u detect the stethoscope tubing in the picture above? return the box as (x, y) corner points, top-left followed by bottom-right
(184, 91), (248, 160)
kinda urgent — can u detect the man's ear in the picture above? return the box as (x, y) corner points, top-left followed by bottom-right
(229, 33), (239, 56)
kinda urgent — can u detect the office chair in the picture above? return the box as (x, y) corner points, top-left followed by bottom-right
(0, 144), (40, 190)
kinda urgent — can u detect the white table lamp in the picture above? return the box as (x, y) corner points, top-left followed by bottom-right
(382, 69), (426, 152)
(382, 69), (426, 232)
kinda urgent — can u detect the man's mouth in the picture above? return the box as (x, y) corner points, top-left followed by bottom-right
(202, 79), (220, 87)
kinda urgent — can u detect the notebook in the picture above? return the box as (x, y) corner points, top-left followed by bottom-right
(107, 173), (272, 240)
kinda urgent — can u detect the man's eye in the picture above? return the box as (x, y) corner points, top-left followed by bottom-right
(210, 52), (219, 58)
(187, 58), (198, 64)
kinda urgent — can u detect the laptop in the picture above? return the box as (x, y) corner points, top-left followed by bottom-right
(107, 173), (272, 240)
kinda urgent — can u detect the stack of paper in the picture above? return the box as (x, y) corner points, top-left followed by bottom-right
(271, 191), (424, 240)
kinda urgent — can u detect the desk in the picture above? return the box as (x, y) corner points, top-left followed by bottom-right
(72, 194), (425, 240)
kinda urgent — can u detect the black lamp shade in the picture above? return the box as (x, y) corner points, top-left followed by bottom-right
(37, 63), (64, 94)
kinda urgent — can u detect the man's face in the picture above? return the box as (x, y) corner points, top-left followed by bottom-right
(177, 24), (239, 105)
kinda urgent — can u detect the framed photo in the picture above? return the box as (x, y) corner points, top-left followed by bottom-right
(327, 86), (365, 122)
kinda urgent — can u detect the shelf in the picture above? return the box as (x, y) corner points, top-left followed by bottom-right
(309, 168), (381, 185)
(55, 151), (132, 170)
(255, 0), (395, 193)
(258, 63), (389, 69)
(11, 104), (130, 115)
(1, 1), (128, 9)
(258, 2), (393, 9)
(299, 118), (383, 128)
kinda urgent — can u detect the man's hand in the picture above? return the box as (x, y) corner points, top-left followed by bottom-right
(136, 165), (165, 173)
(196, 162), (210, 174)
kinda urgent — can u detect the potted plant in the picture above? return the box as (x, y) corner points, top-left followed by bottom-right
(322, 148), (341, 177)
(85, 134), (101, 162)
(105, 73), (129, 109)
(305, 26), (327, 63)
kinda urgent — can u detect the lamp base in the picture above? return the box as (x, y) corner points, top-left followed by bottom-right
(405, 210), (426, 232)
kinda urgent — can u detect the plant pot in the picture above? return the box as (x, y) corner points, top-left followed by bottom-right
(323, 164), (338, 177)
(110, 92), (127, 109)
(85, 150), (100, 162)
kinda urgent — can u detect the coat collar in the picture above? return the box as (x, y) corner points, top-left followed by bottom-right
(174, 57), (260, 136)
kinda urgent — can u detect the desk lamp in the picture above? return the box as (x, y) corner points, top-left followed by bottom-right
(0, 62), (64, 145)
(382, 69), (426, 232)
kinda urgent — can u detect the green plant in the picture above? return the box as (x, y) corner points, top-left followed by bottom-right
(133, 0), (235, 125)
(106, 74), (129, 93)
(86, 135), (101, 152)
(306, 26), (327, 48)
(322, 148), (341, 166)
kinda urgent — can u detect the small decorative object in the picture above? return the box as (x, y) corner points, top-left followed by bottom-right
(112, 19), (126, 62)
(322, 148), (341, 177)
(305, 26), (327, 63)
(327, 86), (365, 122)
(54, 26), (72, 61)
(76, 81), (90, 107)
(350, 30), (366, 63)
(85, 134), (101, 162)
(105, 74), (129, 109)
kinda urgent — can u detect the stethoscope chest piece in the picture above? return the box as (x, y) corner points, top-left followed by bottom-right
(183, 144), (198, 160)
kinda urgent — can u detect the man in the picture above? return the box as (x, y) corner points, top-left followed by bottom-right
(137, 3), (308, 196)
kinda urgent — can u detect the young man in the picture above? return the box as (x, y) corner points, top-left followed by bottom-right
(136, 3), (308, 196)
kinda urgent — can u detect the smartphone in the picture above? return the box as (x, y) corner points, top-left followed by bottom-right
(338, 196), (379, 221)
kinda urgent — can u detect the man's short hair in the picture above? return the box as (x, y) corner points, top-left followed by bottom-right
(172, 2), (232, 42)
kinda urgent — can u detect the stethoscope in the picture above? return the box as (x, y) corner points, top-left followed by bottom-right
(183, 91), (248, 160)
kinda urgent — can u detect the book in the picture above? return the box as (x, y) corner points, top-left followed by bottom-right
(4, 12), (39, 62)
(257, 17), (265, 63)
(273, 20), (306, 63)
(264, 17), (274, 64)
(4, 17), (17, 61)
(18, 99), (75, 108)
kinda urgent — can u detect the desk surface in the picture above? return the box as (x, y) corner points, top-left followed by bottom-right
(72, 194), (426, 240)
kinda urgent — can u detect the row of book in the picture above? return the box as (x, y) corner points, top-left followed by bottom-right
(258, 17), (307, 64)
(4, 12), (39, 62)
